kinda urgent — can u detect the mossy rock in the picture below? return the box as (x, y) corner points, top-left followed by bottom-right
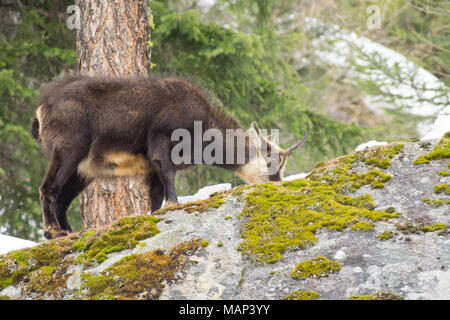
(349, 291), (404, 300)
(283, 290), (320, 300)
(0, 216), (162, 298)
(378, 230), (394, 240)
(0, 237), (75, 292)
(74, 216), (160, 265)
(413, 132), (450, 165)
(238, 143), (404, 264)
(78, 238), (208, 300)
(154, 192), (227, 214)
(291, 257), (341, 279)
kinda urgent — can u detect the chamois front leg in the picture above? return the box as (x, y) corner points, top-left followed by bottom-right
(40, 147), (87, 239)
(147, 171), (165, 212)
(54, 173), (91, 232)
(40, 150), (65, 239)
(147, 133), (178, 206)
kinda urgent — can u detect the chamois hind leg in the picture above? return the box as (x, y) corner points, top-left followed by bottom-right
(147, 133), (178, 205)
(147, 172), (165, 213)
(55, 173), (92, 232)
(40, 148), (86, 239)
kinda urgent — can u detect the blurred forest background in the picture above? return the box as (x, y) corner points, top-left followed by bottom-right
(0, 0), (449, 240)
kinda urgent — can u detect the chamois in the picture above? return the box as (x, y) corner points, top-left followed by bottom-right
(31, 75), (308, 239)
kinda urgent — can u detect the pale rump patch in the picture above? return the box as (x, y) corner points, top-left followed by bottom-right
(78, 151), (150, 178)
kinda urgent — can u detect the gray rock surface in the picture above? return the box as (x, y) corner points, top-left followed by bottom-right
(1, 139), (449, 300)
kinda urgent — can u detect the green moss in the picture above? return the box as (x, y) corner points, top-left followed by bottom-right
(283, 290), (320, 300)
(423, 199), (446, 207)
(208, 197), (225, 208)
(413, 156), (430, 165)
(438, 171), (448, 176)
(23, 264), (72, 297)
(377, 230), (394, 240)
(310, 165), (392, 192)
(74, 216), (160, 265)
(351, 221), (375, 231)
(349, 292), (404, 300)
(396, 222), (420, 234)
(237, 268), (246, 288)
(224, 216), (232, 220)
(0, 237), (75, 291)
(240, 176), (398, 264)
(291, 257), (341, 279)
(217, 242), (223, 247)
(94, 252), (108, 264)
(419, 223), (448, 233)
(200, 239), (210, 247)
(384, 207), (396, 213)
(155, 192), (227, 214)
(396, 222), (449, 235)
(79, 238), (207, 300)
(72, 230), (96, 251)
(281, 179), (308, 189)
(413, 132), (450, 165)
(313, 161), (328, 168)
(230, 185), (252, 199)
(434, 184), (449, 195)
(360, 143), (405, 169)
(239, 144), (403, 264)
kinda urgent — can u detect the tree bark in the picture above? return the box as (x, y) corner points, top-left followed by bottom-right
(75, 0), (152, 230)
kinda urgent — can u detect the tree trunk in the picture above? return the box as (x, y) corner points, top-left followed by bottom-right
(75, 0), (152, 230)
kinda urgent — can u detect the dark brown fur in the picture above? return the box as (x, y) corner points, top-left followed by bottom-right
(32, 75), (261, 239)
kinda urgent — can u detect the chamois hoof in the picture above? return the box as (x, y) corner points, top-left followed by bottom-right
(44, 226), (69, 240)
(166, 200), (179, 207)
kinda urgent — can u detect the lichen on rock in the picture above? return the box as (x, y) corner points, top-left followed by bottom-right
(1, 138), (449, 300)
(291, 257), (341, 279)
(413, 131), (450, 165)
(238, 143), (404, 264)
(349, 291), (404, 300)
(77, 238), (208, 300)
(73, 216), (160, 265)
(283, 290), (320, 300)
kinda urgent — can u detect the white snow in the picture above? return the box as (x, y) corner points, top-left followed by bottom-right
(283, 172), (309, 181)
(355, 140), (388, 152)
(304, 17), (450, 140)
(0, 234), (38, 255)
(421, 111), (450, 141)
(177, 183), (232, 204)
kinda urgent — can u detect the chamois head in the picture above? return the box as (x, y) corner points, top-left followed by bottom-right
(236, 122), (308, 184)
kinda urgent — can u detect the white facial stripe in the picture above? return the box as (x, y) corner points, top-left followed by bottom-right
(235, 153), (269, 184)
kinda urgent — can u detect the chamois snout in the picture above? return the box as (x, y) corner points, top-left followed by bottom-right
(239, 121), (308, 183)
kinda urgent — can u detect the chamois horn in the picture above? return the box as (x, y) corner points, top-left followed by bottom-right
(285, 129), (308, 156)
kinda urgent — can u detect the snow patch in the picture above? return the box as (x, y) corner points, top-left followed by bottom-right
(421, 112), (450, 141)
(283, 172), (309, 181)
(305, 17), (450, 140)
(0, 234), (38, 255)
(355, 140), (388, 152)
(178, 183), (232, 204)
